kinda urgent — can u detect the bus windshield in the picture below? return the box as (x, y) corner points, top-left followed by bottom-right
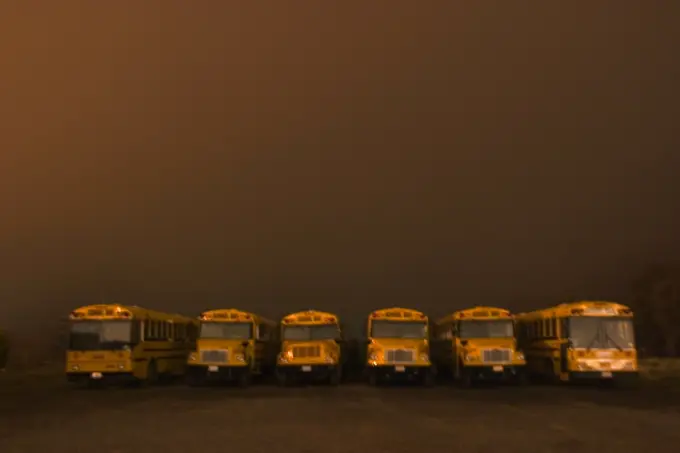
(69, 320), (137, 351)
(458, 319), (514, 339)
(199, 322), (252, 340)
(282, 324), (340, 341)
(569, 317), (635, 350)
(370, 320), (427, 339)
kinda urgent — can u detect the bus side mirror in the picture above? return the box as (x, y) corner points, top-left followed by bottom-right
(460, 340), (468, 346)
(334, 338), (342, 344)
(365, 339), (371, 345)
(241, 341), (249, 348)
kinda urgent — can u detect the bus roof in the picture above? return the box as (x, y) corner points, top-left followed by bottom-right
(369, 307), (427, 320)
(69, 304), (195, 322)
(281, 310), (340, 325)
(199, 308), (275, 325)
(516, 301), (632, 319)
(435, 306), (511, 324)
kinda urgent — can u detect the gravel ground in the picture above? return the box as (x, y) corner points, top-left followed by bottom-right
(1, 375), (679, 453)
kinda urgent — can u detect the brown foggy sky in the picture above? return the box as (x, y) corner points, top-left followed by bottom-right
(1, 2), (679, 329)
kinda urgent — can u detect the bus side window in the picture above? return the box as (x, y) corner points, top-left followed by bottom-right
(134, 321), (142, 343)
(550, 318), (557, 339)
(559, 318), (569, 339)
(143, 320), (151, 341)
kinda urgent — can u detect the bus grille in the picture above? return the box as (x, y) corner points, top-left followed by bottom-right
(482, 349), (511, 363)
(201, 350), (228, 363)
(292, 346), (321, 358)
(384, 349), (415, 363)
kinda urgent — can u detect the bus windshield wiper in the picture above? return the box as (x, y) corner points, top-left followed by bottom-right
(585, 331), (603, 351)
(602, 329), (623, 351)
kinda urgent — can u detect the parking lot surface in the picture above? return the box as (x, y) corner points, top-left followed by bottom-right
(1, 376), (679, 452)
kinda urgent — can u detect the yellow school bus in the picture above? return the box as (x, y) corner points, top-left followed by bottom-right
(66, 304), (197, 386)
(186, 308), (277, 386)
(276, 310), (344, 385)
(432, 306), (526, 386)
(515, 301), (637, 384)
(365, 307), (433, 385)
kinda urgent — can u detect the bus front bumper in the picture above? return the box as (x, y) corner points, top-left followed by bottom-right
(368, 364), (432, 380)
(276, 364), (339, 380)
(66, 371), (136, 384)
(187, 364), (250, 380)
(569, 370), (639, 382)
(463, 364), (525, 381)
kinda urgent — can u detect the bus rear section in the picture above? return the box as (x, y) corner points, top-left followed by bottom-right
(66, 304), (195, 387)
(516, 301), (638, 385)
(433, 307), (526, 386)
(276, 310), (344, 385)
(187, 309), (276, 386)
(365, 308), (434, 386)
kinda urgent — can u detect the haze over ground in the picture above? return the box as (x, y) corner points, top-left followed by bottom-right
(1, 2), (679, 341)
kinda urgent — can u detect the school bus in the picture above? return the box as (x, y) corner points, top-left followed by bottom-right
(186, 308), (277, 386)
(365, 307), (433, 385)
(432, 306), (526, 386)
(515, 301), (637, 384)
(66, 304), (197, 386)
(276, 310), (344, 385)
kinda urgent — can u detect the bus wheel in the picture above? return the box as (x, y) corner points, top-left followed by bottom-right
(422, 368), (435, 387)
(458, 366), (473, 388)
(514, 370), (528, 386)
(276, 370), (288, 387)
(187, 372), (204, 387)
(329, 367), (341, 386)
(238, 370), (251, 388)
(368, 369), (379, 386)
(146, 361), (158, 386)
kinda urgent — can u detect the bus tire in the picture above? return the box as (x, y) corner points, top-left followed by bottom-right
(458, 365), (473, 388)
(145, 360), (158, 386)
(238, 370), (251, 388)
(514, 370), (528, 386)
(186, 369), (205, 387)
(329, 367), (341, 386)
(423, 368), (435, 387)
(276, 369), (288, 387)
(368, 369), (379, 386)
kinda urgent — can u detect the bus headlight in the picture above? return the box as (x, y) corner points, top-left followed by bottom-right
(71, 365), (80, 371)
(419, 353), (428, 361)
(516, 351), (524, 361)
(325, 355), (334, 363)
(188, 353), (197, 361)
(234, 353), (245, 362)
(278, 350), (293, 363)
(464, 354), (477, 362)
(368, 352), (378, 361)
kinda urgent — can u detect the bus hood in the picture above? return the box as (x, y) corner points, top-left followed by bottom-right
(369, 338), (428, 350)
(197, 339), (250, 350)
(459, 338), (517, 350)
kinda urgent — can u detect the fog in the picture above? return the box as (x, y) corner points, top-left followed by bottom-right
(1, 2), (679, 341)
